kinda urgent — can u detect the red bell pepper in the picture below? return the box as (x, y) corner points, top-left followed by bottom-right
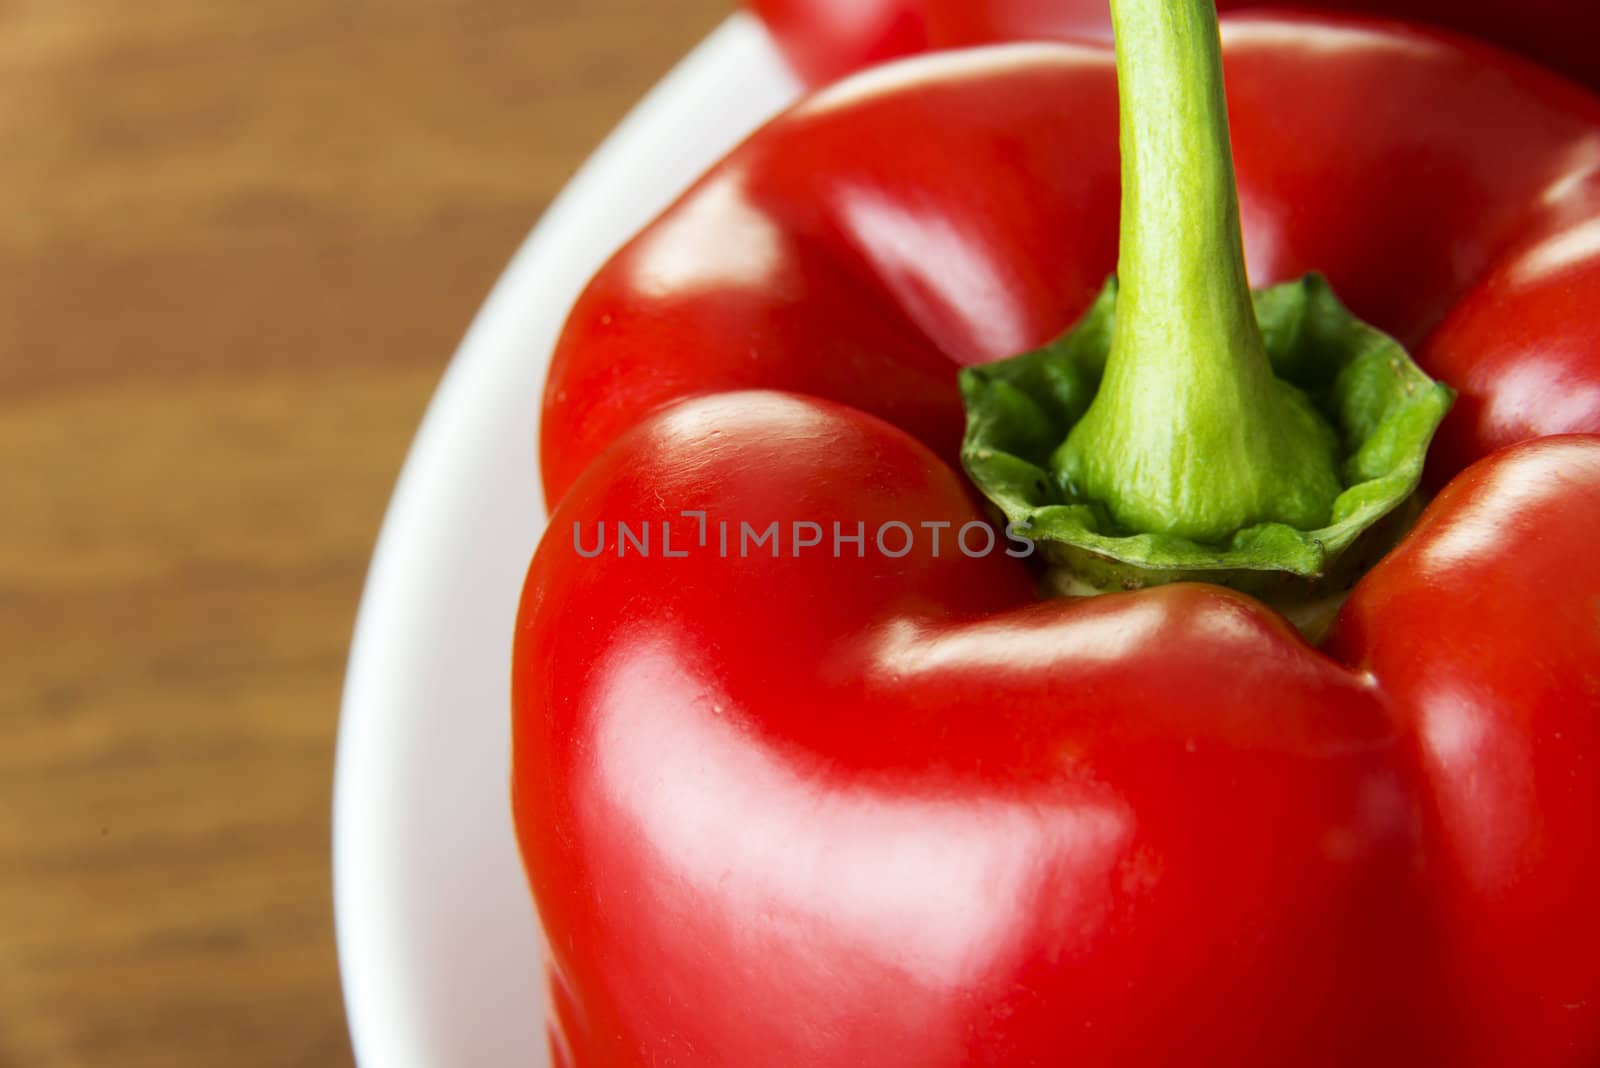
(514, 1), (1600, 1064)
(751, 0), (1600, 92)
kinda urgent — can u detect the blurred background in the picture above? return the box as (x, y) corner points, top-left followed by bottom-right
(0, 0), (728, 1063)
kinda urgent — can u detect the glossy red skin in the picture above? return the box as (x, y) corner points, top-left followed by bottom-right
(1326, 435), (1600, 1065)
(518, 21), (1600, 1067)
(750, 0), (1600, 95)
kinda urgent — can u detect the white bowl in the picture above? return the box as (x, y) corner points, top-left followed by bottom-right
(332, 17), (802, 1067)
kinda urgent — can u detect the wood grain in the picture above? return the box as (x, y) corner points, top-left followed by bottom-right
(0, 1), (731, 1064)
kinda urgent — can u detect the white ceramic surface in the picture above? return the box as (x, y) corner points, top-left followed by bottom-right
(332, 17), (802, 1067)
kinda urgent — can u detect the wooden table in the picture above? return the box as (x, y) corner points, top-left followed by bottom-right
(0, 1), (731, 1063)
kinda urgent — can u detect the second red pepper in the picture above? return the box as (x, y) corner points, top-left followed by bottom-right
(751, 0), (1600, 94)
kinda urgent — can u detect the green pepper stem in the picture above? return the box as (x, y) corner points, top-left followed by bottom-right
(1055, 0), (1342, 542)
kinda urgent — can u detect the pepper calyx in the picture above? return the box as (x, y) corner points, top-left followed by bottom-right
(958, 274), (1453, 600)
